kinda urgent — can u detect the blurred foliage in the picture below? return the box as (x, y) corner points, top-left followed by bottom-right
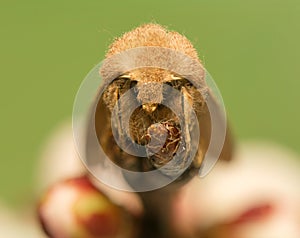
(0, 0), (299, 205)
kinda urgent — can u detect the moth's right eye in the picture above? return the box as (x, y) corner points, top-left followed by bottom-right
(130, 80), (138, 88)
(113, 75), (131, 88)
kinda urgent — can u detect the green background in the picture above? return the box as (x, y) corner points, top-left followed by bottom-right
(1, 0), (299, 206)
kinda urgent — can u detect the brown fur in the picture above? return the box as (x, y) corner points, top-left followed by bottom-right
(106, 23), (200, 62)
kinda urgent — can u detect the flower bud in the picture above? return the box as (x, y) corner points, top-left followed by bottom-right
(38, 176), (136, 238)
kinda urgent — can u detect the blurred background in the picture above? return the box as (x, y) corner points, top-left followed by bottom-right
(0, 0), (299, 209)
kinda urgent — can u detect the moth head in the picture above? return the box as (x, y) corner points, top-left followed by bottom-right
(115, 69), (196, 113)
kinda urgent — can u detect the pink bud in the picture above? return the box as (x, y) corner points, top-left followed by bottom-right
(38, 176), (136, 238)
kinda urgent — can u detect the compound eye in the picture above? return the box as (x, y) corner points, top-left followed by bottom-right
(130, 80), (138, 88)
(169, 75), (194, 88)
(165, 81), (173, 87)
(185, 81), (193, 87)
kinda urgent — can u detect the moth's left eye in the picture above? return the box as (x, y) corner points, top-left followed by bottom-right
(165, 79), (194, 90)
(184, 81), (193, 87)
(166, 79), (184, 87)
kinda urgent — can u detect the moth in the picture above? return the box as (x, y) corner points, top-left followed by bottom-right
(90, 24), (233, 185)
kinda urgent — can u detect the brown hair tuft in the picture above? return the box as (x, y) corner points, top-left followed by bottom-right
(106, 23), (200, 61)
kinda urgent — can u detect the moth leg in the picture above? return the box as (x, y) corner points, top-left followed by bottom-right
(112, 87), (126, 150)
(181, 86), (193, 167)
